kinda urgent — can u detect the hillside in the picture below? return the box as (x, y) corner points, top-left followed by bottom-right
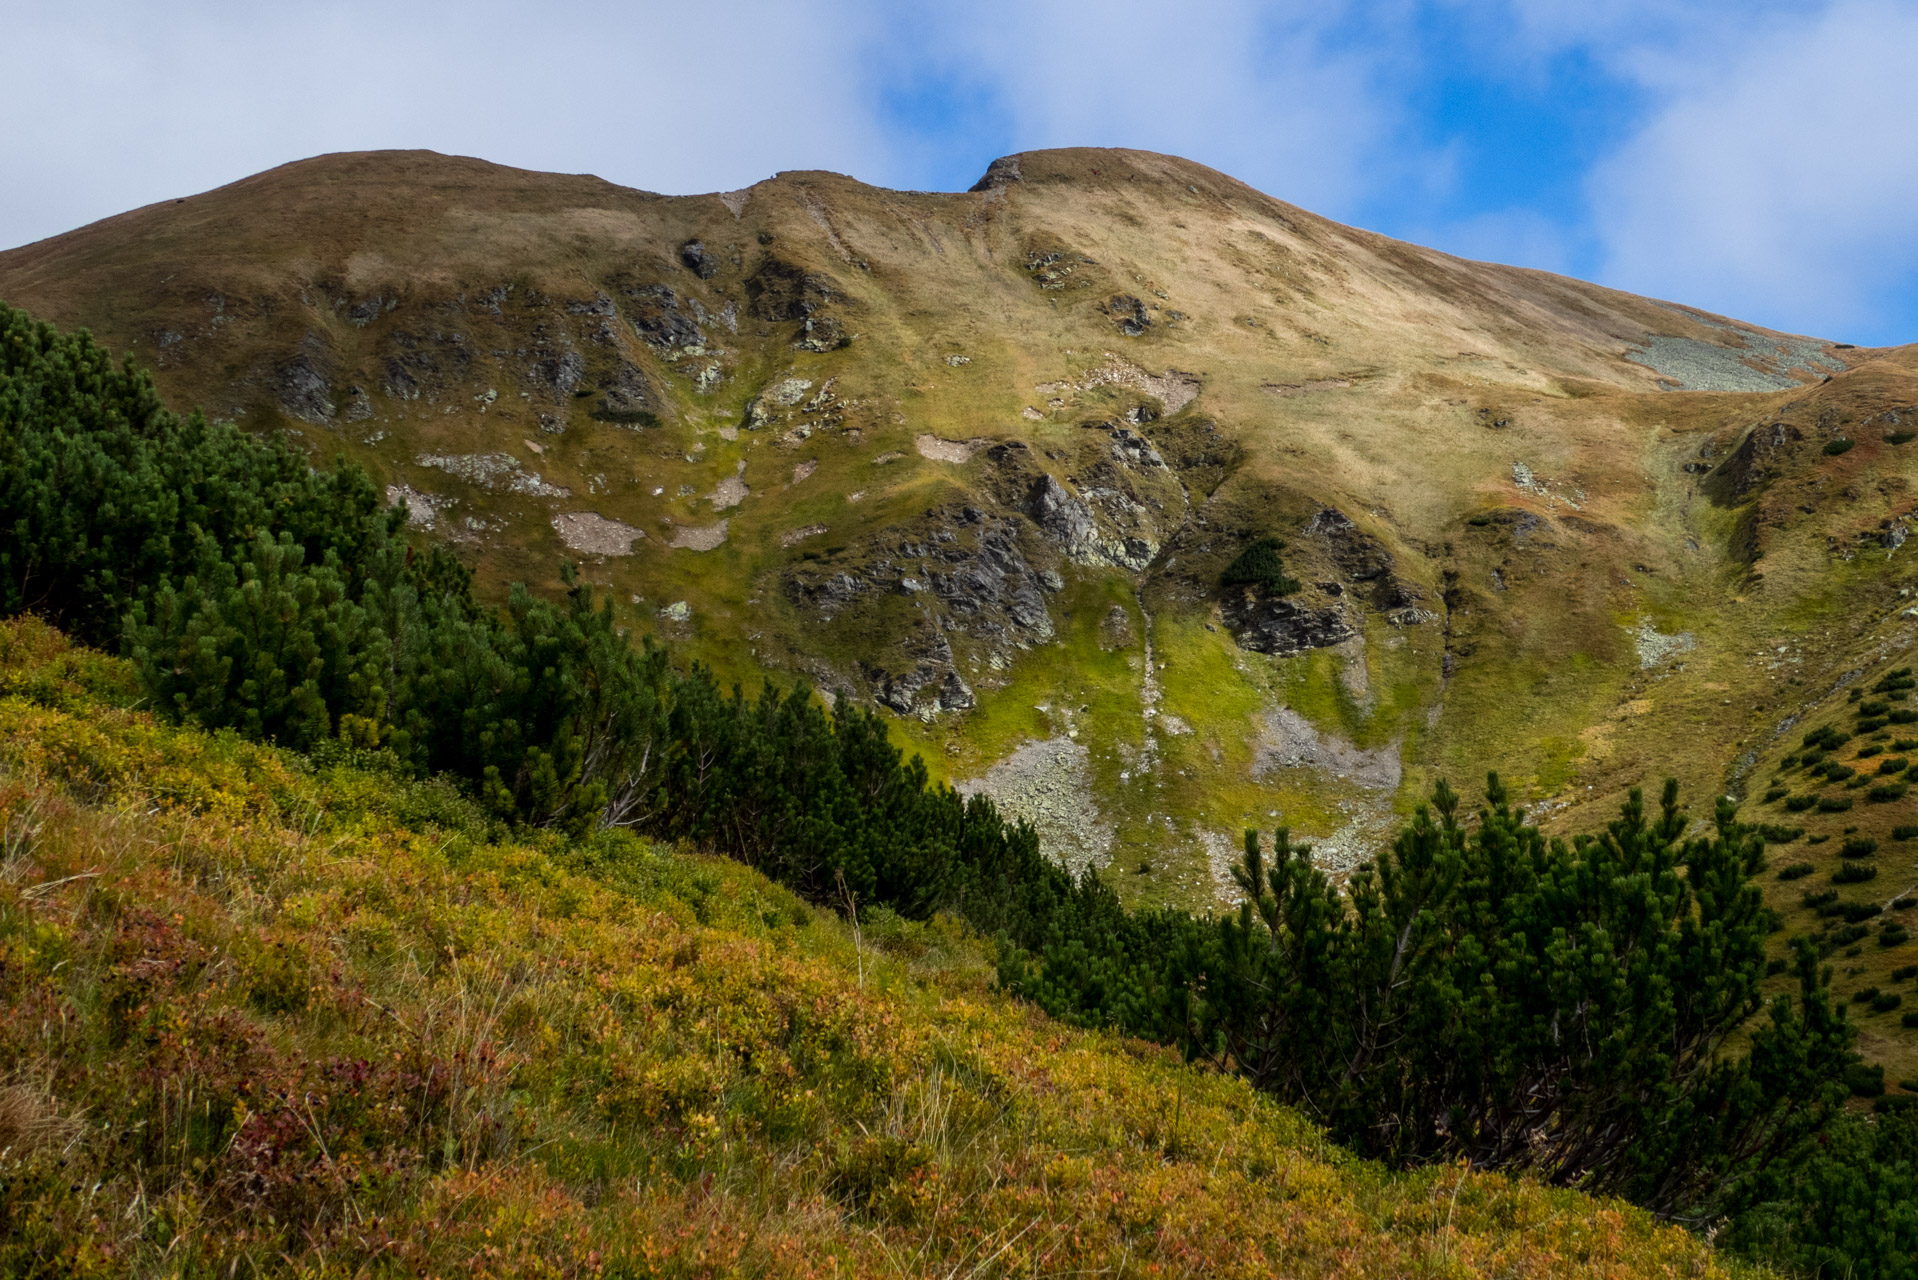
(0, 616), (1745, 1277)
(8, 145), (1918, 1072)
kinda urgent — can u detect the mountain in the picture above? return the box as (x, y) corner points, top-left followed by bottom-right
(7, 145), (1918, 1082)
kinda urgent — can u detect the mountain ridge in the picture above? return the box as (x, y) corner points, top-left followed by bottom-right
(9, 151), (1918, 1099)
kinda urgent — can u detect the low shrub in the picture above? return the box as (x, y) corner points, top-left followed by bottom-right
(1893, 966), (1918, 981)
(1857, 717), (1890, 734)
(1861, 700), (1892, 717)
(1824, 437), (1855, 456)
(1882, 925), (1911, 949)
(1893, 709), (1918, 725)
(1840, 837), (1878, 858)
(1895, 739), (1918, 751)
(1869, 782), (1909, 802)
(1785, 795), (1818, 812)
(1802, 888), (1840, 908)
(1766, 957), (1789, 975)
(1854, 986), (1883, 1004)
(1820, 796), (1855, 812)
(1764, 787), (1789, 803)
(1219, 537), (1301, 596)
(1759, 823), (1804, 842)
(1848, 1062), (1887, 1097)
(1807, 833), (1831, 844)
(1894, 824), (1918, 839)
(1804, 725), (1850, 751)
(1778, 862), (1816, 880)
(1888, 430), (1918, 445)
(1875, 1094), (1918, 1113)
(1906, 1010), (1918, 1028)
(1834, 861), (1879, 883)
(1896, 896), (1918, 911)
(1874, 992), (1906, 1012)
(1880, 757), (1910, 774)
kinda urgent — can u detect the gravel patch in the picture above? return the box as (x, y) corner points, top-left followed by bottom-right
(668, 520), (729, 551)
(552, 512), (645, 556)
(762, 376), (813, 407)
(1253, 708), (1401, 791)
(417, 452), (569, 498)
(708, 471), (749, 510)
(385, 484), (450, 531)
(1626, 315), (1844, 392)
(1632, 621), (1695, 668)
(915, 434), (987, 464)
(958, 736), (1114, 876)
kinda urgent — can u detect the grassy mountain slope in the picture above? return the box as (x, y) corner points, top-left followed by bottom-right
(0, 616), (1744, 1277)
(7, 146), (1918, 1051)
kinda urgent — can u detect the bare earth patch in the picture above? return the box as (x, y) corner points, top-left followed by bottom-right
(780, 523), (828, 548)
(669, 520), (729, 551)
(552, 511), (645, 556)
(791, 460), (817, 485)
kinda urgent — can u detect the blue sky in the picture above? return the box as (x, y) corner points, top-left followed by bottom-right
(7, 0), (1918, 344)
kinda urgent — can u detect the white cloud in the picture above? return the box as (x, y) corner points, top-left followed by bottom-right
(1588, 0), (1918, 340)
(0, 0), (1422, 252)
(0, 0), (895, 250)
(870, 0), (1416, 216)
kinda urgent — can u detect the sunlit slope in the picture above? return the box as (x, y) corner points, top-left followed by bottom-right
(0, 617), (1744, 1278)
(5, 145), (1908, 921)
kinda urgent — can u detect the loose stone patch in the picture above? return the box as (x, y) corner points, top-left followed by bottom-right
(551, 511), (645, 556)
(385, 484), (450, 531)
(780, 523), (829, 548)
(914, 434), (987, 464)
(669, 520), (729, 551)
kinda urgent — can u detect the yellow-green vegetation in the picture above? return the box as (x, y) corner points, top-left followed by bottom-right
(0, 618), (1750, 1277)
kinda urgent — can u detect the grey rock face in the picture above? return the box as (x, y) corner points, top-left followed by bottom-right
(865, 627), (976, 715)
(276, 354), (334, 423)
(1706, 421), (1803, 503)
(1222, 593), (1356, 655)
(525, 346), (584, 399)
(1026, 473), (1158, 572)
(1104, 294), (1150, 336)
(593, 360), (658, 425)
(1027, 474), (1105, 564)
(968, 155), (1024, 191)
(624, 285), (704, 352)
(679, 240), (719, 279)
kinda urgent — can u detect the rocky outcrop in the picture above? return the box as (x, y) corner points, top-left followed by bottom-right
(592, 360), (658, 425)
(748, 258), (845, 351)
(624, 284), (705, 353)
(1705, 421), (1804, 504)
(679, 240), (719, 279)
(865, 625), (975, 716)
(1222, 593), (1356, 655)
(1104, 294), (1151, 336)
(276, 353), (335, 424)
